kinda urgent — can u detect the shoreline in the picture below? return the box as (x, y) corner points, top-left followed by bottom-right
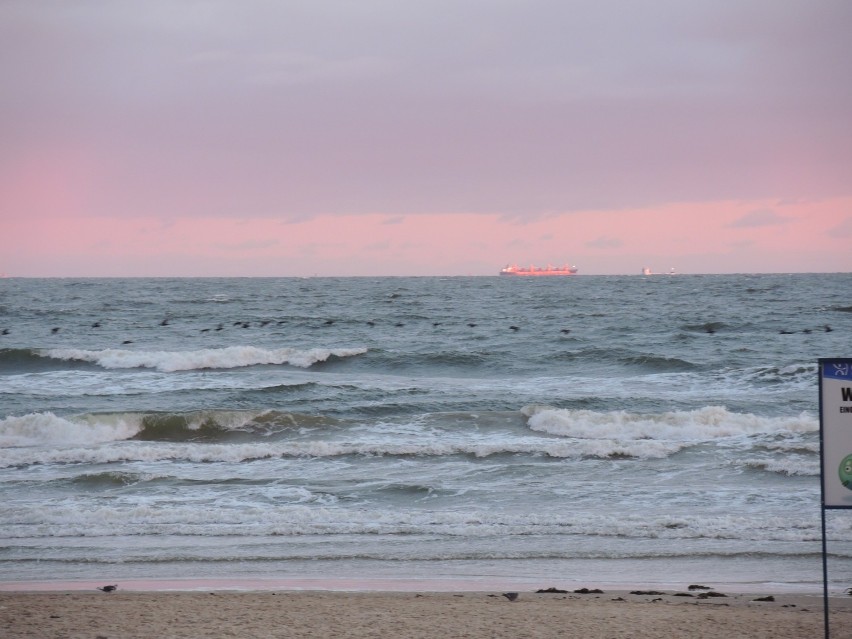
(0, 576), (841, 595)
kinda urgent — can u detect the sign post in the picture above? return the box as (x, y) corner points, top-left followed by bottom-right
(818, 358), (852, 639)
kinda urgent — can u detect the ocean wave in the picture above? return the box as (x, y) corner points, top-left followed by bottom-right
(521, 405), (817, 442)
(0, 347), (98, 374)
(0, 412), (140, 448)
(0, 410), (342, 449)
(0, 438), (688, 468)
(69, 471), (151, 487)
(619, 354), (698, 372)
(548, 347), (699, 373)
(739, 363), (818, 388)
(1, 405), (819, 466)
(738, 458), (819, 476)
(39, 345), (368, 372)
(0, 504), (835, 545)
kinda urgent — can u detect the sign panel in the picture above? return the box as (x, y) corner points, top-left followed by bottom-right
(820, 358), (852, 508)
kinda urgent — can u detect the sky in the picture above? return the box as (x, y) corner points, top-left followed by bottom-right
(1, 0), (851, 277)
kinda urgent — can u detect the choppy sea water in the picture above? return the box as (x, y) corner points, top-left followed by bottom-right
(1, 274), (850, 591)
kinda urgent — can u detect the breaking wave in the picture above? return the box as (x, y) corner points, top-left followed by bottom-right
(39, 345), (367, 372)
(521, 405), (817, 442)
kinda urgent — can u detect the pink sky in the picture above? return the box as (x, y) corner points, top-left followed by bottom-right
(2, 1), (851, 276)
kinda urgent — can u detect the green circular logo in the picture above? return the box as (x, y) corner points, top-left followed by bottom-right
(840, 454), (852, 490)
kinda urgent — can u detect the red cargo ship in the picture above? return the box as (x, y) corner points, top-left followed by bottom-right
(499, 264), (578, 276)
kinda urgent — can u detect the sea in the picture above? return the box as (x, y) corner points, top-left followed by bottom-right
(1, 274), (850, 592)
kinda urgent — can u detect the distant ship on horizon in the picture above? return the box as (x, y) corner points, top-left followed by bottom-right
(642, 266), (677, 275)
(499, 263), (578, 276)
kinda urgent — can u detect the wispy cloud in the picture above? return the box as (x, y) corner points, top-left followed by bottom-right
(729, 209), (791, 228)
(586, 236), (622, 249)
(215, 239), (279, 251)
(828, 216), (852, 238)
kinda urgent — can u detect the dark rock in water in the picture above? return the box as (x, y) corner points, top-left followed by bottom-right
(536, 587), (568, 594)
(753, 595), (775, 602)
(574, 588), (604, 594)
(673, 592), (694, 597)
(502, 592), (519, 601)
(688, 584), (712, 591)
(630, 590), (666, 596)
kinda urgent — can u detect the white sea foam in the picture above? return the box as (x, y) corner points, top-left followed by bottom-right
(521, 405), (817, 441)
(0, 502), (831, 545)
(0, 412), (142, 448)
(0, 437), (687, 468)
(40, 346), (367, 372)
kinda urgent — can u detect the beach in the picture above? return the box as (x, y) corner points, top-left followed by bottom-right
(2, 585), (850, 639)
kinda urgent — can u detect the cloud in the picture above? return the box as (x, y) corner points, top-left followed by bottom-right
(1, 1), (850, 222)
(586, 236), (623, 249)
(828, 216), (852, 238)
(728, 209), (792, 228)
(215, 239), (279, 251)
(365, 240), (390, 251)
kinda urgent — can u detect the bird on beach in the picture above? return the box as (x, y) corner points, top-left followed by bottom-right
(97, 585), (118, 592)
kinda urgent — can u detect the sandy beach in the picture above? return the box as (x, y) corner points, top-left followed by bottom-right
(2, 586), (850, 639)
